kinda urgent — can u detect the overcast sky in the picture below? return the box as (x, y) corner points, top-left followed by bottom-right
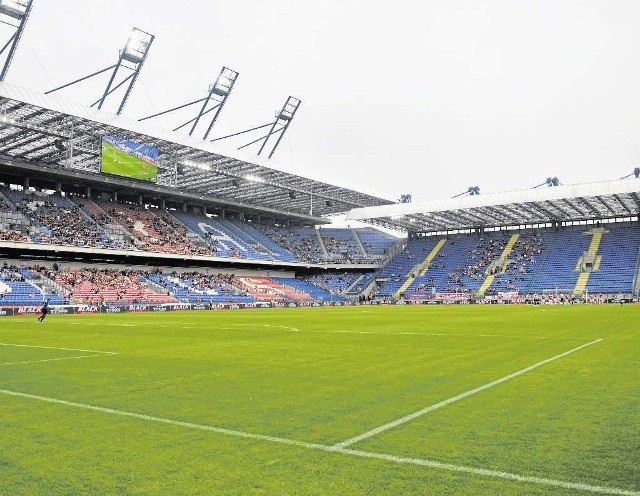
(5, 0), (640, 203)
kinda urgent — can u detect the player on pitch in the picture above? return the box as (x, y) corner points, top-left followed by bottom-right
(37, 298), (50, 322)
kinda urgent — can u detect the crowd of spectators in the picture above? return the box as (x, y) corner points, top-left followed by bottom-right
(0, 228), (28, 242)
(0, 193), (30, 242)
(303, 272), (362, 293)
(0, 196), (11, 212)
(25, 201), (107, 247)
(0, 262), (66, 303)
(321, 235), (357, 261)
(489, 231), (544, 293)
(74, 198), (136, 250)
(101, 202), (212, 256)
(442, 231), (545, 293)
(0, 263), (25, 282)
(55, 267), (175, 304)
(164, 271), (249, 300)
(253, 225), (325, 262)
(0, 187), (392, 267)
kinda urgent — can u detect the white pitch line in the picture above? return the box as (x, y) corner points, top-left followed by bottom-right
(0, 387), (635, 496)
(333, 338), (603, 449)
(62, 322), (137, 327)
(0, 343), (116, 355)
(0, 354), (107, 366)
(316, 330), (552, 339)
(192, 324), (301, 333)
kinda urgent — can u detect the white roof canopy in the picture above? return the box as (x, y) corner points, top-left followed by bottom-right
(0, 82), (392, 219)
(346, 179), (640, 231)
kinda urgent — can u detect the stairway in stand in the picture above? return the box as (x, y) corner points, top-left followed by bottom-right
(573, 230), (605, 296)
(394, 238), (447, 298)
(476, 234), (519, 296)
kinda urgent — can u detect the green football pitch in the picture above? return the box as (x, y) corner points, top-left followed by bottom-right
(0, 305), (638, 495)
(101, 140), (157, 181)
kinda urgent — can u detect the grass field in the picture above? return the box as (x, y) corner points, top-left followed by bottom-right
(101, 140), (157, 181)
(0, 305), (638, 495)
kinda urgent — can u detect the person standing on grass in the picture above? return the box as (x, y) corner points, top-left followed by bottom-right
(37, 298), (50, 322)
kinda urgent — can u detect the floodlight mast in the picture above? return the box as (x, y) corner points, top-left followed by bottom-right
(533, 177), (560, 188)
(200, 67), (239, 139)
(99, 27), (154, 114)
(452, 186), (480, 198)
(138, 66), (239, 139)
(44, 27), (154, 115)
(258, 96), (301, 158)
(619, 167), (640, 179)
(216, 96), (301, 158)
(0, 0), (34, 81)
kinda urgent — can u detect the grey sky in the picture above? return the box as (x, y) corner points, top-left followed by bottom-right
(5, 0), (640, 203)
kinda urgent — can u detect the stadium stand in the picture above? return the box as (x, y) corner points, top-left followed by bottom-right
(273, 277), (347, 301)
(375, 237), (443, 297)
(227, 219), (298, 262)
(145, 271), (254, 304)
(318, 227), (364, 262)
(302, 272), (364, 295)
(525, 227), (588, 294)
(250, 224), (326, 263)
(171, 211), (272, 260)
(354, 228), (398, 258)
(0, 264), (65, 305)
(235, 277), (313, 302)
(581, 224), (640, 294)
(484, 230), (543, 294)
(2, 185), (640, 302)
(345, 272), (377, 296)
(2, 188), (118, 248)
(73, 198), (136, 250)
(96, 201), (211, 255)
(386, 224), (640, 298)
(55, 268), (177, 305)
(0, 187), (395, 268)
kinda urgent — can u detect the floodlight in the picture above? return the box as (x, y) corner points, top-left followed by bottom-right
(123, 28), (153, 63)
(212, 67), (237, 96)
(0, 0), (28, 19)
(278, 97), (301, 121)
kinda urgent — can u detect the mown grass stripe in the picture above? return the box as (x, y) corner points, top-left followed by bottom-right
(1, 385), (636, 496)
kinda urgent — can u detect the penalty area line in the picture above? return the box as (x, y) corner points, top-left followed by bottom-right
(0, 388), (636, 496)
(333, 338), (603, 449)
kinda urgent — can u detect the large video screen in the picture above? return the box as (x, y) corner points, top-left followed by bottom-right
(101, 135), (158, 182)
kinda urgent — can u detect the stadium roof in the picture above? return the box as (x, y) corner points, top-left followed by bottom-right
(346, 179), (640, 232)
(0, 82), (393, 220)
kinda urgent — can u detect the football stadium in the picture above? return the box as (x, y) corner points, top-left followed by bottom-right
(0, 2), (639, 495)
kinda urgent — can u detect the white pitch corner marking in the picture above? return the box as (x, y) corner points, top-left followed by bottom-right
(0, 386), (636, 496)
(333, 339), (603, 449)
